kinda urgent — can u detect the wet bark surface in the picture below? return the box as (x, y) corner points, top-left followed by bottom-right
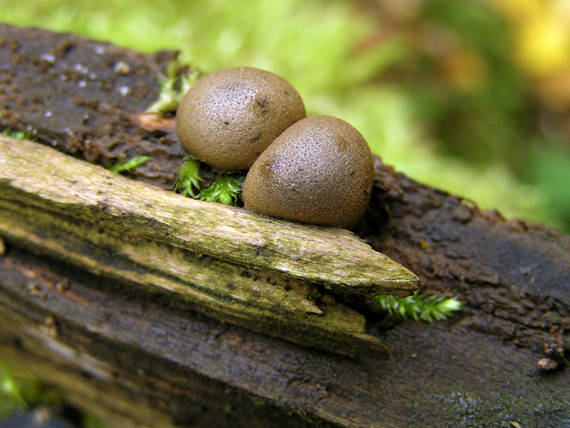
(0, 23), (569, 427)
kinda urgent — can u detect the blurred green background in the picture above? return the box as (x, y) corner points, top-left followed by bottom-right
(1, 0), (569, 231)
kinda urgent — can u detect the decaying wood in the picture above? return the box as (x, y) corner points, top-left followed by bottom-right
(0, 136), (416, 297)
(0, 23), (569, 427)
(1, 247), (569, 428)
(0, 136), (421, 357)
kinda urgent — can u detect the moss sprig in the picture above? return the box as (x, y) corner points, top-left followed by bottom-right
(197, 176), (243, 205)
(1, 128), (33, 140)
(1, 372), (27, 414)
(1, 366), (104, 426)
(146, 61), (201, 113)
(174, 156), (202, 197)
(108, 156), (150, 173)
(174, 157), (243, 205)
(376, 291), (461, 323)
(0, 368), (62, 418)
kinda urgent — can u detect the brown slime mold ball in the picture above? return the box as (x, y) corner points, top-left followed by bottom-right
(176, 67), (306, 170)
(243, 116), (374, 228)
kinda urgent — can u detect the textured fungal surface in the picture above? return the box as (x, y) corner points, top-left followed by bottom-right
(243, 116), (374, 228)
(176, 67), (306, 170)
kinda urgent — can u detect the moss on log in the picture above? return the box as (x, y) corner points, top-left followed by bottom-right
(0, 136), (421, 357)
(0, 23), (568, 428)
(0, 137), (416, 297)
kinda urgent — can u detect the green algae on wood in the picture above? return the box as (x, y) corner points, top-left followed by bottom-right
(0, 136), (418, 297)
(0, 201), (387, 356)
(0, 136), (419, 356)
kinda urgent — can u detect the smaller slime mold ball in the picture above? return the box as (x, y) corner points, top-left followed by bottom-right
(243, 116), (374, 228)
(176, 67), (306, 170)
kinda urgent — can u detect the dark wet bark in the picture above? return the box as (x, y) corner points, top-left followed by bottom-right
(0, 23), (568, 427)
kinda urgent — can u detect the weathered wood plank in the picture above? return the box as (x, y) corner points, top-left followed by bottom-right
(0, 201), (387, 357)
(0, 136), (417, 298)
(1, 136), (419, 356)
(1, 247), (568, 428)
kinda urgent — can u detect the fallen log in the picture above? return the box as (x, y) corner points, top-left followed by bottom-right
(0, 23), (568, 427)
(0, 135), (419, 357)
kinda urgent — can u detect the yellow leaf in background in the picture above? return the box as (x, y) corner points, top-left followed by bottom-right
(515, 13), (570, 77)
(491, 0), (542, 20)
(491, 0), (570, 110)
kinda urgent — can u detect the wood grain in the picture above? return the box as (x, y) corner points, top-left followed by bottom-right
(0, 136), (417, 297)
(0, 136), (420, 356)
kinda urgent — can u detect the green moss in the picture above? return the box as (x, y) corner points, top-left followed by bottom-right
(174, 157), (244, 205)
(197, 176), (243, 206)
(0, 364), (62, 418)
(0, 364), (107, 425)
(108, 156), (150, 173)
(1, 128), (33, 140)
(376, 292), (462, 323)
(173, 156), (202, 197)
(146, 61), (201, 113)
(0, 0), (566, 229)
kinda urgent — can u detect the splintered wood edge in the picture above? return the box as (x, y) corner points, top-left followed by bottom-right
(0, 202), (389, 357)
(0, 137), (390, 357)
(0, 136), (418, 297)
